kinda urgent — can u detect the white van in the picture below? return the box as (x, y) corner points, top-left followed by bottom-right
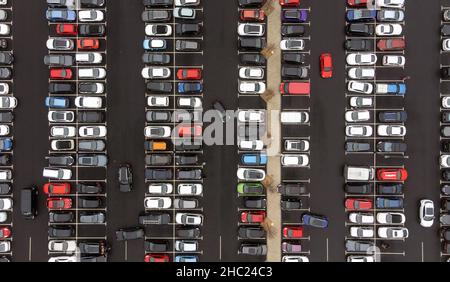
(280, 111), (309, 124)
(0, 169), (11, 180)
(42, 168), (72, 180)
(344, 165), (374, 181)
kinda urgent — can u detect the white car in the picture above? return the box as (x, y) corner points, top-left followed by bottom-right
(346, 53), (377, 66)
(145, 24), (172, 36)
(0, 241), (10, 252)
(345, 110), (370, 122)
(75, 52), (103, 64)
(239, 140), (264, 151)
(144, 126), (171, 138)
(75, 97), (102, 109)
(376, 0), (404, 8)
(350, 227), (374, 238)
(78, 10), (104, 22)
(237, 168), (266, 181)
(285, 140), (310, 152)
(0, 212), (7, 223)
(345, 125), (373, 137)
(0, 125), (8, 136)
(282, 256), (309, 262)
(0, 83), (9, 94)
(147, 96), (169, 107)
(442, 96), (450, 108)
(144, 197), (172, 209)
(46, 38), (74, 51)
(443, 39), (450, 51)
(141, 67), (171, 79)
(237, 23), (265, 36)
(42, 167), (72, 180)
(0, 24), (9, 35)
(50, 126), (76, 138)
(79, 126), (107, 137)
(441, 155), (450, 168)
(280, 39), (305, 50)
(0, 170), (11, 180)
(174, 7), (196, 19)
(377, 125), (406, 137)
(281, 154), (309, 167)
(175, 0), (200, 6)
(0, 198), (12, 210)
(378, 227), (409, 239)
(0, 96), (17, 109)
(347, 256), (374, 262)
(382, 55), (405, 67)
(347, 81), (373, 94)
(239, 67), (264, 79)
(48, 256), (78, 262)
(348, 67), (375, 79)
(148, 183), (173, 195)
(348, 213), (374, 224)
(175, 213), (203, 225)
(48, 240), (77, 254)
(178, 97), (202, 108)
(419, 199), (435, 228)
(175, 240), (198, 252)
(78, 68), (106, 79)
(375, 24), (402, 36)
(280, 111), (309, 124)
(238, 110), (265, 123)
(376, 212), (406, 224)
(238, 81), (266, 94)
(350, 97), (373, 108)
(177, 183), (203, 195)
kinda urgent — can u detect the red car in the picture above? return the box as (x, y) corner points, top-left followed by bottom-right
(240, 211), (266, 223)
(50, 69), (73, 80)
(347, 0), (369, 7)
(240, 9), (265, 22)
(280, 82), (310, 95)
(47, 198), (72, 209)
(377, 38), (405, 51)
(320, 53), (333, 78)
(0, 227), (11, 239)
(345, 198), (373, 210)
(56, 24), (77, 36)
(144, 254), (169, 262)
(43, 183), (71, 195)
(280, 0), (300, 6)
(177, 69), (202, 80)
(283, 226), (303, 238)
(377, 168), (408, 181)
(77, 38), (99, 50)
(177, 125), (202, 137)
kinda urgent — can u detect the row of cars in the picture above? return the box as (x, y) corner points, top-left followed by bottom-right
(0, 0), (14, 260)
(344, 0), (409, 262)
(141, 0), (204, 263)
(43, 0), (109, 263)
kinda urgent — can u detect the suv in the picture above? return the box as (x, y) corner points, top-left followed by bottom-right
(118, 164), (132, 192)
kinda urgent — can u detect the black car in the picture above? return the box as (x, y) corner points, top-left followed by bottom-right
(175, 154), (199, 165)
(78, 111), (105, 123)
(346, 23), (374, 36)
(442, 199), (450, 212)
(47, 155), (74, 166)
(79, 24), (106, 36)
(142, 53), (170, 65)
(115, 227), (144, 241)
(80, 0), (105, 7)
(79, 82), (104, 94)
(145, 168), (173, 180)
(443, 170), (450, 181)
(238, 227), (265, 239)
(139, 212), (171, 225)
(442, 228), (450, 241)
(145, 241), (169, 252)
(0, 155), (10, 166)
(77, 182), (103, 194)
(377, 183), (403, 195)
(344, 39), (374, 51)
(147, 82), (173, 93)
(378, 111), (407, 122)
(44, 55), (73, 67)
(0, 52), (13, 65)
(0, 183), (10, 195)
(345, 141), (371, 152)
(238, 0), (265, 7)
(442, 25), (450, 36)
(0, 68), (11, 79)
(239, 53), (266, 65)
(0, 112), (12, 123)
(243, 197), (266, 209)
(145, 154), (172, 166)
(142, 10), (171, 22)
(282, 53), (306, 64)
(176, 227), (201, 238)
(119, 164), (133, 192)
(376, 141), (407, 153)
(238, 37), (265, 51)
(78, 197), (102, 208)
(281, 25), (305, 37)
(442, 112), (450, 123)
(49, 82), (74, 94)
(176, 23), (201, 35)
(48, 226), (74, 238)
(345, 183), (372, 194)
(176, 169), (202, 180)
(442, 184), (450, 196)
(143, 0), (173, 7)
(0, 39), (7, 50)
(146, 111), (171, 122)
(277, 183), (308, 196)
(281, 65), (308, 79)
(174, 141), (202, 151)
(49, 212), (74, 223)
(281, 198), (302, 210)
(79, 241), (108, 255)
(442, 67), (450, 79)
(175, 40), (200, 51)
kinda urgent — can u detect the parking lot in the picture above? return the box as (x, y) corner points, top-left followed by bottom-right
(0, 0), (447, 262)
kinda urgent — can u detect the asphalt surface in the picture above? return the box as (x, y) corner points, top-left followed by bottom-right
(5, 0), (447, 262)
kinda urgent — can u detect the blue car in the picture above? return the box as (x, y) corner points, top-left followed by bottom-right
(174, 255), (198, 262)
(143, 39), (167, 51)
(45, 97), (69, 108)
(46, 9), (76, 22)
(387, 83), (406, 95)
(0, 138), (12, 151)
(241, 153), (268, 166)
(178, 82), (203, 94)
(346, 9), (377, 22)
(376, 197), (403, 209)
(281, 9), (308, 23)
(302, 213), (328, 229)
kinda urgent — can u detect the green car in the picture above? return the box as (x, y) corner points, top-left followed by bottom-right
(237, 183), (264, 196)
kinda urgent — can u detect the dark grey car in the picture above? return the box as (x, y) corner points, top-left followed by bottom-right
(142, 10), (171, 22)
(78, 140), (106, 152)
(146, 110), (171, 122)
(139, 212), (171, 225)
(174, 198), (198, 209)
(345, 240), (374, 252)
(239, 244), (267, 256)
(0, 52), (13, 65)
(238, 227), (265, 239)
(142, 53), (170, 65)
(47, 155), (75, 166)
(345, 141), (371, 152)
(176, 227), (201, 238)
(281, 65), (308, 79)
(78, 154), (108, 167)
(145, 154), (172, 166)
(176, 40), (200, 51)
(49, 212), (74, 223)
(278, 183), (308, 196)
(79, 212), (105, 224)
(0, 68), (11, 79)
(176, 169), (202, 180)
(243, 197), (266, 209)
(44, 55), (73, 66)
